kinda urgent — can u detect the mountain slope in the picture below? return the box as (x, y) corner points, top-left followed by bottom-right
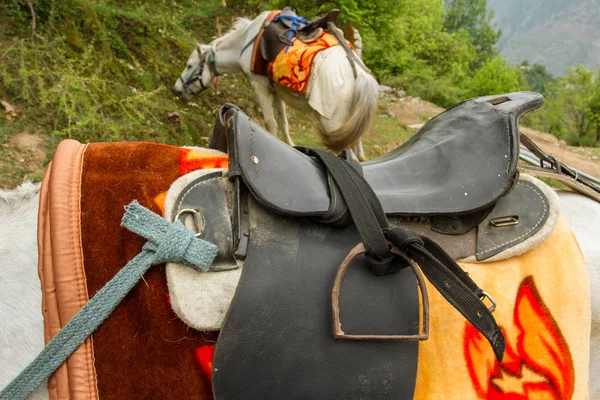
(487, 0), (600, 76)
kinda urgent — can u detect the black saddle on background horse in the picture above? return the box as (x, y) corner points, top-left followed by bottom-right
(249, 7), (342, 75)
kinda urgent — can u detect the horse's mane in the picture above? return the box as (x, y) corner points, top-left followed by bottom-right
(0, 181), (40, 210)
(213, 17), (252, 45)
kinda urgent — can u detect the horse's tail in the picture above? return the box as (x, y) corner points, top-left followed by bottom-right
(319, 67), (378, 152)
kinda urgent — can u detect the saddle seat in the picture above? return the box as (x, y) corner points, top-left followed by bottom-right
(210, 91), (544, 220)
(256, 7), (341, 71)
(280, 7), (340, 39)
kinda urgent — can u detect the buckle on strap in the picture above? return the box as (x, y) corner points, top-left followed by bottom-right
(480, 291), (497, 313)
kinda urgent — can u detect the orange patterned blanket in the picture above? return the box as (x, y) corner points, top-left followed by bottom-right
(268, 32), (353, 93)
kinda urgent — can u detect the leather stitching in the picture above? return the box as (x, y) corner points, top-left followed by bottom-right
(177, 176), (224, 214)
(78, 144), (100, 400)
(476, 181), (548, 258)
(72, 143), (99, 400)
(69, 144), (85, 398)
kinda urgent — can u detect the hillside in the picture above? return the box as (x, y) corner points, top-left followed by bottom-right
(487, 0), (600, 76)
(0, 0), (421, 189)
(1, 0), (599, 189)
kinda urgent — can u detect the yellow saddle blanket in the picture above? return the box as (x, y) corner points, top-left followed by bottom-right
(268, 32), (353, 93)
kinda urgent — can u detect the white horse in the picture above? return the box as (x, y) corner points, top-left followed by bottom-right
(0, 182), (47, 400)
(1, 180), (599, 399)
(171, 12), (378, 161)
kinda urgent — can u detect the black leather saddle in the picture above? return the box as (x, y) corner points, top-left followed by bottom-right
(177, 92), (548, 399)
(210, 91), (543, 221)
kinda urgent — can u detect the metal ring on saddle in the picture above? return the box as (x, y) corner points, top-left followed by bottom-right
(175, 208), (206, 238)
(479, 291), (497, 313)
(547, 155), (562, 173)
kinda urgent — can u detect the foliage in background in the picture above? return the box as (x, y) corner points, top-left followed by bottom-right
(443, 0), (502, 67)
(523, 63), (600, 146)
(463, 56), (522, 97)
(519, 61), (555, 95)
(0, 0), (262, 146)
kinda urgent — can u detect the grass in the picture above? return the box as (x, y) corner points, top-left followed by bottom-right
(0, 1), (416, 187)
(0, 0), (416, 188)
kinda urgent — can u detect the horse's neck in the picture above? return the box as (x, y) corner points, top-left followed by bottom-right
(213, 24), (252, 74)
(213, 46), (242, 75)
(213, 13), (267, 75)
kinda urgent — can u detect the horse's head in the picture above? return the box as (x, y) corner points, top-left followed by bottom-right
(172, 43), (217, 100)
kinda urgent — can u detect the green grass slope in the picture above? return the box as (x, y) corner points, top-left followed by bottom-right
(0, 0), (412, 188)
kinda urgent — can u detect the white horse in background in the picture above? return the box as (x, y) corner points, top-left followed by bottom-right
(1, 180), (600, 399)
(172, 11), (377, 161)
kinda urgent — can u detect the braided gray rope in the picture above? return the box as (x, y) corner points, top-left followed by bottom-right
(0, 200), (218, 400)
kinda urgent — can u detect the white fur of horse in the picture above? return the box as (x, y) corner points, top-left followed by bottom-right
(172, 13), (378, 161)
(555, 190), (600, 398)
(0, 182), (47, 399)
(0, 182), (598, 398)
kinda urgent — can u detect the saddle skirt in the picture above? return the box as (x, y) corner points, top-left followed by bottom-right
(267, 31), (352, 94)
(30, 92), (591, 400)
(250, 7), (351, 81)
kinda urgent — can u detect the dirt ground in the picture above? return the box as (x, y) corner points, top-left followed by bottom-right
(0, 130), (47, 189)
(389, 96), (445, 127)
(519, 127), (600, 178)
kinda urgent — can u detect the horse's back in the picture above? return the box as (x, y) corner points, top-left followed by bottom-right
(558, 189), (600, 398)
(0, 182), (48, 399)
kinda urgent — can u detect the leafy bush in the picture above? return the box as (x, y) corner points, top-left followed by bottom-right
(519, 61), (555, 95)
(524, 63), (600, 146)
(462, 56), (523, 98)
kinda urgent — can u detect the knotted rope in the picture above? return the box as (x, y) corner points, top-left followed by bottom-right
(0, 200), (218, 400)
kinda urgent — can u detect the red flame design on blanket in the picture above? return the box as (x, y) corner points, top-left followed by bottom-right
(464, 277), (574, 399)
(153, 149), (229, 215)
(195, 346), (216, 380)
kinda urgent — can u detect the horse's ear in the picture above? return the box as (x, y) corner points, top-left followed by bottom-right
(196, 44), (202, 55)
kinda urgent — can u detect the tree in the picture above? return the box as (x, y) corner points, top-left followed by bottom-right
(519, 61), (555, 95)
(536, 64), (600, 146)
(589, 92), (600, 145)
(443, 0), (501, 66)
(463, 56), (522, 98)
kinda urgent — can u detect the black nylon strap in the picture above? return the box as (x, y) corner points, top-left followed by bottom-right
(298, 148), (392, 264)
(409, 240), (505, 360)
(296, 146), (506, 361)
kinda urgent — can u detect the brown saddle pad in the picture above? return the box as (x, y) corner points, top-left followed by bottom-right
(38, 139), (227, 400)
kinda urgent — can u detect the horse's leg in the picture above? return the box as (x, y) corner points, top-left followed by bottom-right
(251, 80), (278, 137)
(273, 95), (294, 146)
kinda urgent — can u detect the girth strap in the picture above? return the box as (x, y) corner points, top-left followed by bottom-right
(296, 147), (506, 361)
